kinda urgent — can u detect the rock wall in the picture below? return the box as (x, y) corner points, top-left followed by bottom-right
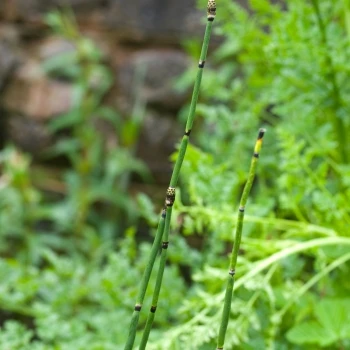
(0, 0), (207, 183)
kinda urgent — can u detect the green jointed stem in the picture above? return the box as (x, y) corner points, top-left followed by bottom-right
(138, 206), (172, 350)
(124, 2), (216, 349)
(170, 0), (216, 187)
(216, 129), (266, 350)
(185, 20), (213, 134)
(170, 136), (189, 187)
(124, 209), (166, 350)
(138, 2), (217, 348)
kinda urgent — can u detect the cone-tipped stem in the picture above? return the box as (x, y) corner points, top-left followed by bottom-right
(124, 2), (216, 349)
(216, 128), (266, 350)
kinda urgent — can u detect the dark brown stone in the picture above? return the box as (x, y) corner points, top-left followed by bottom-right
(37, 37), (75, 61)
(0, 0), (106, 20)
(1, 60), (73, 121)
(107, 0), (202, 43)
(7, 115), (51, 155)
(0, 25), (20, 90)
(137, 109), (182, 184)
(117, 50), (190, 111)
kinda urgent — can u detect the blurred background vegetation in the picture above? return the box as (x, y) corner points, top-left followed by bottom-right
(0, 0), (350, 349)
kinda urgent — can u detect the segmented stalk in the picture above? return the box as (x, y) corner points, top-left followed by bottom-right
(124, 2), (216, 349)
(124, 209), (166, 350)
(138, 206), (172, 350)
(216, 129), (266, 350)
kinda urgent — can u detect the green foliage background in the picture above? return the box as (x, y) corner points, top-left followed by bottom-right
(0, 0), (350, 349)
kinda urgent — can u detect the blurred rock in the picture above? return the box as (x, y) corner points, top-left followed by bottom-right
(37, 37), (75, 61)
(118, 50), (190, 111)
(0, 0), (106, 20)
(0, 25), (20, 90)
(137, 109), (182, 184)
(0, 0), (202, 178)
(2, 60), (73, 121)
(7, 115), (51, 155)
(107, 0), (202, 43)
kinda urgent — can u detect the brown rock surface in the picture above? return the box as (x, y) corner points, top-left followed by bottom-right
(117, 50), (190, 111)
(7, 115), (51, 155)
(137, 109), (182, 183)
(0, 0), (203, 175)
(2, 60), (73, 121)
(0, 25), (20, 90)
(0, 0), (106, 21)
(107, 0), (202, 43)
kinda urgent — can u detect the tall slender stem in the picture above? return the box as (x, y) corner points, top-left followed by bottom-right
(216, 129), (266, 350)
(124, 2), (217, 349)
(124, 209), (166, 350)
(138, 206), (172, 350)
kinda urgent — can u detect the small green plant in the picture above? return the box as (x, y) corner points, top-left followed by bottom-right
(0, 147), (42, 262)
(44, 10), (149, 240)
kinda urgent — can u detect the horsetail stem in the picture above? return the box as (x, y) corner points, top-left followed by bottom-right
(124, 2), (216, 349)
(170, 0), (216, 187)
(124, 208), (166, 350)
(216, 128), (266, 350)
(138, 206), (172, 350)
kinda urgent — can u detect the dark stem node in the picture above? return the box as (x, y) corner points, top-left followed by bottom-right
(150, 306), (157, 313)
(165, 187), (176, 207)
(258, 128), (266, 139)
(229, 269), (236, 276)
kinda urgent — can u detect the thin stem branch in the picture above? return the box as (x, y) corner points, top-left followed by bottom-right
(124, 2), (217, 349)
(216, 128), (266, 350)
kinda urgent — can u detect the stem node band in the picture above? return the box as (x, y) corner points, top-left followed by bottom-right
(134, 304), (142, 311)
(161, 208), (166, 218)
